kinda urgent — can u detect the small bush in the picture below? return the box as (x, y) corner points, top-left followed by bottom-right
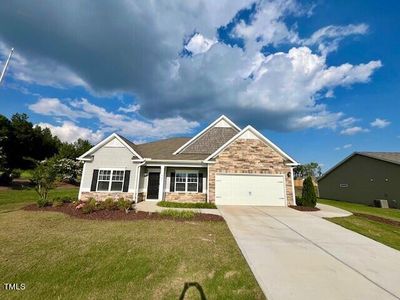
(157, 201), (217, 209)
(100, 198), (118, 210)
(37, 198), (52, 208)
(295, 196), (303, 206)
(117, 198), (132, 213)
(159, 209), (197, 219)
(301, 176), (317, 208)
(82, 198), (97, 214)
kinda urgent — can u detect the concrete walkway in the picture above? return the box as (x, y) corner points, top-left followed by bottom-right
(309, 203), (353, 218)
(219, 205), (400, 300)
(136, 201), (221, 216)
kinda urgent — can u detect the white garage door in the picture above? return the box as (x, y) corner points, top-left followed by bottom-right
(215, 174), (286, 206)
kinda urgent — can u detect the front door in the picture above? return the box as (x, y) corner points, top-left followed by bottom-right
(147, 172), (160, 199)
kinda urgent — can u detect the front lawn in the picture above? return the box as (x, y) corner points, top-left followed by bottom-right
(319, 198), (400, 221)
(319, 198), (400, 251)
(0, 189), (264, 299)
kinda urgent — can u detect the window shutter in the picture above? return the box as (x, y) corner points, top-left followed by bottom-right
(90, 169), (99, 191)
(198, 173), (203, 193)
(123, 170), (130, 192)
(170, 172), (175, 192)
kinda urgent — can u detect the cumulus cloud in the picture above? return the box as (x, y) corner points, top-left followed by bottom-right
(184, 33), (217, 55)
(30, 98), (199, 140)
(118, 104), (141, 113)
(0, 0), (382, 132)
(340, 126), (369, 135)
(29, 98), (91, 120)
(37, 121), (104, 143)
(370, 118), (390, 128)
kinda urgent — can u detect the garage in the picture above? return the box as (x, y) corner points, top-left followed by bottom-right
(215, 174), (286, 206)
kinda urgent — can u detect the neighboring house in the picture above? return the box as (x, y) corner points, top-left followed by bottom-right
(77, 115), (298, 206)
(318, 152), (400, 208)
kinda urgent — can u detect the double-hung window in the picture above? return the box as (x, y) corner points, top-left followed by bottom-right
(175, 171), (198, 192)
(97, 169), (125, 192)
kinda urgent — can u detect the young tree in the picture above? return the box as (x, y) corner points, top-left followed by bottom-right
(30, 160), (57, 207)
(301, 176), (317, 207)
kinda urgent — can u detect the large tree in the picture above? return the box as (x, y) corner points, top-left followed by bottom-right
(294, 162), (322, 179)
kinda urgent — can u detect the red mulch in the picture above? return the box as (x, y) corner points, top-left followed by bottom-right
(23, 204), (224, 222)
(289, 205), (320, 212)
(354, 212), (400, 227)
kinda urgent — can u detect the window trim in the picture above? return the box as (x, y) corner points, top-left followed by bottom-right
(96, 168), (126, 192)
(174, 170), (199, 193)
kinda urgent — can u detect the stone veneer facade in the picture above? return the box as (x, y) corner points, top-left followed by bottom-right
(208, 138), (294, 205)
(80, 192), (134, 202)
(164, 192), (207, 203)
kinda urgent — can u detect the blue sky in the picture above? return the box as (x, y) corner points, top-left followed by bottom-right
(0, 0), (399, 171)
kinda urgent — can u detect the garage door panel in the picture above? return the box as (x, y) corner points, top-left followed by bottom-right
(215, 174), (286, 206)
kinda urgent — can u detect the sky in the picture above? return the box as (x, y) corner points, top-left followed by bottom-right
(0, 0), (399, 171)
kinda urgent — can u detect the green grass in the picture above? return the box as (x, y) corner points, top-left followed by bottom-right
(158, 201), (217, 209)
(319, 198), (400, 222)
(329, 216), (400, 251)
(0, 187), (264, 299)
(0, 187), (78, 212)
(319, 198), (400, 251)
(159, 209), (197, 219)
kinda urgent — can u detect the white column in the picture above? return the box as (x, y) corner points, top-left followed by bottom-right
(158, 165), (165, 200)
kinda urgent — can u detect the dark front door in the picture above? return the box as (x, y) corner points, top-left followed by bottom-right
(147, 172), (160, 199)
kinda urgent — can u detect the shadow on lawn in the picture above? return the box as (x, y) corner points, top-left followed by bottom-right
(179, 282), (207, 300)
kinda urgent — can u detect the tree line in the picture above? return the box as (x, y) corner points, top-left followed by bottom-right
(0, 113), (92, 185)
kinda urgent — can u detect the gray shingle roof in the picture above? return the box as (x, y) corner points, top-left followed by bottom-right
(358, 152), (400, 165)
(134, 137), (209, 160)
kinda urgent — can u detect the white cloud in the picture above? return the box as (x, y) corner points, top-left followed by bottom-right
(185, 33), (217, 55)
(303, 24), (368, 55)
(30, 98), (199, 140)
(370, 118), (390, 128)
(335, 143), (352, 151)
(29, 98), (91, 120)
(37, 121), (104, 143)
(340, 126), (369, 135)
(339, 117), (359, 128)
(0, 0), (382, 132)
(118, 104), (141, 113)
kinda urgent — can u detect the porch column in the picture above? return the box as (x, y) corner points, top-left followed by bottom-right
(158, 165), (165, 200)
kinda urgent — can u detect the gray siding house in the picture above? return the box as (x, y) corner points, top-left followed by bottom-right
(77, 115), (298, 206)
(318, 152), (400, 208)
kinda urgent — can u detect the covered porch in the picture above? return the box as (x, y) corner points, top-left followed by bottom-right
(137, 164), (208, 203)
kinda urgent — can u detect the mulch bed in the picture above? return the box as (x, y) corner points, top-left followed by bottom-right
(289, 205), (320, 212)
(354, 212), (400, 227)
(23, 204), (224, 222)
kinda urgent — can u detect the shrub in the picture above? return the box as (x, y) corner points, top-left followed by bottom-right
(157, 201), (217, 209)
(61, 196), (73, 203)
(82, 198), (97, 214)
(117, 198), (132, 214)
(295, 196), (303, 206)
(159, 209), (197, 219)
(98, 198), (118, 210)
(301, 176), (317, 208)
(31, 160), (57, 207)
(37, 198), (51, 208)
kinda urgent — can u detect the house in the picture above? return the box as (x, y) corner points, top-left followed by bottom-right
(77, 115), (298, 206)
(318, 152), (400, 208)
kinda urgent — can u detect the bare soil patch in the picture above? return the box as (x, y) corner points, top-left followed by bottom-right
(23, 203), (224, 222)
(289, 205), (320, 212)
(354, 212), (400, 227)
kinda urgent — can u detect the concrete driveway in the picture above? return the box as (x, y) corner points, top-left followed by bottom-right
(219, 206), (400, 300)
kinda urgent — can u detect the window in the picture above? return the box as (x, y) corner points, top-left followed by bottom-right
(175, 171), (198, 192)
(97, 169), (125, 192)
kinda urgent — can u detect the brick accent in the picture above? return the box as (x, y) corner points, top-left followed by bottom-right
(164, 192), (207, 203)
(137, 192), (146, 202)
(80, 192), (133, 202)
(208, 138), (294, 205)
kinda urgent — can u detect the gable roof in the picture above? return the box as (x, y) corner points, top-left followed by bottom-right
(77, 133), (144, 161)
(318, 152), (400, 181)
(173, 115), (240, 155)
(204, 125), (298, 165)
(135, 137), (209, 161)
